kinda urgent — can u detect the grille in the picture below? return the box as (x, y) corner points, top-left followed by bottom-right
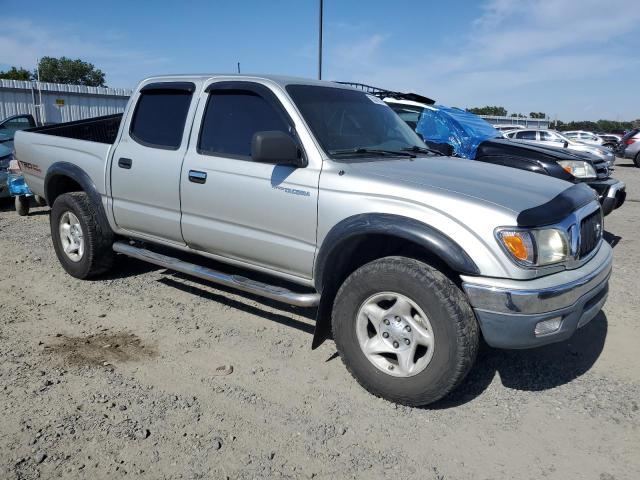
(592, 159), (609, 178)
(579, 210), (602, 258)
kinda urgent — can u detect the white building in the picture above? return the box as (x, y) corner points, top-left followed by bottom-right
(0, 79), (132, 124)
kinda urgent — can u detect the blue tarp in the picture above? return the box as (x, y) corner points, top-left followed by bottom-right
(415, 105), (501, 159)
(7, 174), (32, 196)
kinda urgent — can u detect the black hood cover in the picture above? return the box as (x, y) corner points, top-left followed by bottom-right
(517, 183), (597, 227)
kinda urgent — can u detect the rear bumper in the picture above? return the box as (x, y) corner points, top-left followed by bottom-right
(587, 178), (626, 215)
(461, 243), (612, 349)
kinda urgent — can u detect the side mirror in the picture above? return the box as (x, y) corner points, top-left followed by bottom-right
(251, 131), (306, 167)
(563, 140), (569, 148)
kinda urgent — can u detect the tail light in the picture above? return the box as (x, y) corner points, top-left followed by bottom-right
(8, 158), (21, 174)
(625, 138), (637, 145)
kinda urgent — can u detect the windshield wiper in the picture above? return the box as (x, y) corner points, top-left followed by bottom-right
(331, 148), (416, 158)
(401, 145), (445, 156)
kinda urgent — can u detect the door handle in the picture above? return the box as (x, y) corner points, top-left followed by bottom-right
(118, 157), (132, 169)
(188, 170), (207, 184)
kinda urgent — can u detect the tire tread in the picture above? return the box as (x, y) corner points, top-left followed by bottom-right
(332, 256), (479, 406)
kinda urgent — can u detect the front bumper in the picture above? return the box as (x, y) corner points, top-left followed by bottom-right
(586, 178), (626, 215)
(461, 243), (612, 349)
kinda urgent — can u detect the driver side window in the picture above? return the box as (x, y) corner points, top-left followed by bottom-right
(198, 88), (292, 159)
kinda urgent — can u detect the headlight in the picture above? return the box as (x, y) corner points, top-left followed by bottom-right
(557, 160), (597, 179)
(496, 227), (569, 267)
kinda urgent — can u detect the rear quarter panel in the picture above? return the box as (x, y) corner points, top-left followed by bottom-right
(14, 130), (112, 200)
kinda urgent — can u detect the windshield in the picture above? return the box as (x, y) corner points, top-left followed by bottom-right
(554, 131), (572, 142)
(286, 85), (426, 157)
(386, 103), (425, 131)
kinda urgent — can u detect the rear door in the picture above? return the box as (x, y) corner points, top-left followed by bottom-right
(110, 82), (198, 244)
(514, 130), (538, 145)
(180, 80), (321, 280)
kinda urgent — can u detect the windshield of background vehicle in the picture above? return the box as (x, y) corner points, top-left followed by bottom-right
(286, 85), (426, 158)
(387, 102), (502, 159)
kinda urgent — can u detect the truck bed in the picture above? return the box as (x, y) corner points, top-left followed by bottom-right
(28, 114), (122, 145)
(14, 115), (122, 201)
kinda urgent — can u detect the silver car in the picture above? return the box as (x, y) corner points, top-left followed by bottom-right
(563, 130), (604, 146)
(621, 128), (640, 167)
(505, 128), (615, 167)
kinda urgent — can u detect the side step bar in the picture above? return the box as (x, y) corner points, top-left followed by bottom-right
(112, 241), (320, 307)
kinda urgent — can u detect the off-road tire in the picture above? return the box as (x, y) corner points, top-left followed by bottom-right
(332, 256), (479, 406)
(50, 192), (114, 279)
(15, 195), (29, 216)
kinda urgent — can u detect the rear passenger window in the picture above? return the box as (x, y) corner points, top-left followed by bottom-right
(516, 131), (536, 140)
(198, 90), (291, 158)
(130, 88), (193, 149)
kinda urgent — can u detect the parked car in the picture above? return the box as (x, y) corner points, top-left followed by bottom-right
(621, 128), (640, 167)
(504, 128), (616, 167)
(494, 124), (525, 132)
(0, 114), (39, 202)
(382, 97), (624, 215)
(563, 130), (604, 146)
(598, 133), (622, 150)
(0, 114), (37, 150)
(15, 75), (613, 407)
(0, 142), (12, 199)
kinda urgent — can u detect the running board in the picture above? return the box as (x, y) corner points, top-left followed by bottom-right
(112, 242), (320, 307)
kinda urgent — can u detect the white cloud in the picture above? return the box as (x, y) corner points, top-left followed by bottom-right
(0, 18), (169, 87)
(326, 0), (640, 120)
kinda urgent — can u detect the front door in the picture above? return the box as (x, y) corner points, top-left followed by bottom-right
(110, 82), (197, 244)
(180, 80), (320, 280)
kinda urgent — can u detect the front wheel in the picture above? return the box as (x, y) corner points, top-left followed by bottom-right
(332, 256), (479, 406)
(50, 192), (115, 279)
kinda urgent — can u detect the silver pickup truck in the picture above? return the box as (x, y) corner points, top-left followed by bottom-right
(14, 75), (612, 406)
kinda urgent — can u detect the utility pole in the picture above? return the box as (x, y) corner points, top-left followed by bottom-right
(318, 0), (323, 80)
(237, 62), (241, 74)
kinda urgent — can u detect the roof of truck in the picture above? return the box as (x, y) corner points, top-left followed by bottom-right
(139, 74), (354, 90)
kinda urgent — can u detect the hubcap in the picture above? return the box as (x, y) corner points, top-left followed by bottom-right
(356, 292), (435, 378)
(59, 211), (84, 262)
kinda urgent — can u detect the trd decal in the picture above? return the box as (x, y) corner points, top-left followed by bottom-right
(18, 161), (42, 174)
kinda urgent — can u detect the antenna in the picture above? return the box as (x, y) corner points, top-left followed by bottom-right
(318, 0), (323, 80)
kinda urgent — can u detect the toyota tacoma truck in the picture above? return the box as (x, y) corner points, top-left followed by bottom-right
(14, 75), (612, 406)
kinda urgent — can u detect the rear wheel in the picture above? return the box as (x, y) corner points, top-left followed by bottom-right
(332, 256), (479, 406)
(634, 152), (640, 168)
(50, 192), (114, 279)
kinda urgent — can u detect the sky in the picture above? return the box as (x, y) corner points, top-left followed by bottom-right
(0, 0), (638, 121)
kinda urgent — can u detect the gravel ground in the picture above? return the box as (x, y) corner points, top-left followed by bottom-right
(0, 159), (639, 479)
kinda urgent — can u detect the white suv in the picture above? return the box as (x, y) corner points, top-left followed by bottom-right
(563, 130), (604, 146)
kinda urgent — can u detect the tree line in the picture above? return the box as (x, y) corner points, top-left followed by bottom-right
(467, 105), (548, 119)
(466, 105), (638, 133)
(0, 57), (105, 87)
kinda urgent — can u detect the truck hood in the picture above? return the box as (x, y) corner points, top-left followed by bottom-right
(492, 138), (601, 162)
(348, 156), (574, 215)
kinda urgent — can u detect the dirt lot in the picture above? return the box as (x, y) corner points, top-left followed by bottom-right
(1, 159), (639, 480)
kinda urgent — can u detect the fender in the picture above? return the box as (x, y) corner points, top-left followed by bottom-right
(44, 161), (112, 233)
(311, 213), (479, 348)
